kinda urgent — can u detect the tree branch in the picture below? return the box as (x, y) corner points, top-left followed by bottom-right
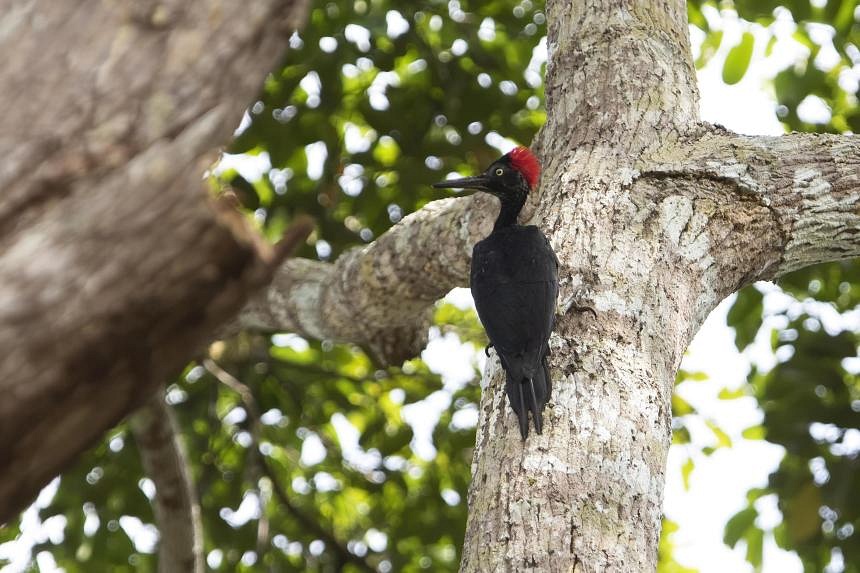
(238, 194), (495, 365)
(131, 393), (204, 573)
(0, 0), (311, 521)
(646, 129), (860, 289)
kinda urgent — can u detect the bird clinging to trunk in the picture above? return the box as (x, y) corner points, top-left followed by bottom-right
(434, 147), (559, 439)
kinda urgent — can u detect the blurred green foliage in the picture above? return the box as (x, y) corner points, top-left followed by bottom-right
(225, 0), (546, 257)
(1, 0), (858, 572)
(690, 1), (860, 571)
(689, 0), (859, 132)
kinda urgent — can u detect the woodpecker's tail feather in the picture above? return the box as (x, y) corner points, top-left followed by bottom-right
(505, 356), (551, 439)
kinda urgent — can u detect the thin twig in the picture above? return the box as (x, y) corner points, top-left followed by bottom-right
(131, 394), (205, 573)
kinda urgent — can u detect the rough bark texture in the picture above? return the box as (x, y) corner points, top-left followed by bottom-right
(233, 1), (860, 571)
(0, 0), (309, 521)
(131, 394), (204, 573)
(239, 194), (497, 364)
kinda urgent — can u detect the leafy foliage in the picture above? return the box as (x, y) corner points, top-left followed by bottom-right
(1, 1), (857, 572)
(688, 0), (859, 132)
(22, 302), (483, 572)
(688, 2), (860, 570)
(225, 0), (547, 257)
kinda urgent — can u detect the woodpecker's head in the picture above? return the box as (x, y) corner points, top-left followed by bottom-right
(432, 146), (540, 201)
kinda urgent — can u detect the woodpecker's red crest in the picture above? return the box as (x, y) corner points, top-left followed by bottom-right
(506, 146), (540, 190)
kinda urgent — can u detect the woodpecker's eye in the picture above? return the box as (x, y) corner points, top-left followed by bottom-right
(495, 168), (504, 176)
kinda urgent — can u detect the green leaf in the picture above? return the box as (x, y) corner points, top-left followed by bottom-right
(672, 394), (695, 417)
(722, 32), (755, 85)
(718, 387), (747, 400)
(695, 30), (723, 69)
(727, 287), (764, 351)
(724, 506), (758, 547)
(745, 527), (764, 569)
(706, 420), (732, 448)
(742, 425), (766, 440)
(681, 457), (695, 491)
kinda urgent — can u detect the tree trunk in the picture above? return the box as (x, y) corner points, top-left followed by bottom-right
(238, 1), (859, 570)
(0, 0), (309, 522)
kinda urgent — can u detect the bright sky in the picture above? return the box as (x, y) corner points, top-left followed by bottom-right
(1, 6), (849, 572)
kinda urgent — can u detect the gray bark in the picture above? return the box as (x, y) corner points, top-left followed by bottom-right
(131, 394), (204, 573)
(237, 1), (860, 571)
(0, 0), (309, 521)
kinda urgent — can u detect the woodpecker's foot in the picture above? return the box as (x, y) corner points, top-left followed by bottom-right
(484, 343), (494, 357)
(571, 303), (597, 319)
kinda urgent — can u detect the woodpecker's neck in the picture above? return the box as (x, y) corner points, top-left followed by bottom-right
(492, 189), (528, 231)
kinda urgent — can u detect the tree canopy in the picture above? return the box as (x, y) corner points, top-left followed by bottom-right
(1, 0), (857, 572)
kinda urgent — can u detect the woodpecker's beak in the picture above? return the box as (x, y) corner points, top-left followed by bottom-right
(432, 175), (490, 193)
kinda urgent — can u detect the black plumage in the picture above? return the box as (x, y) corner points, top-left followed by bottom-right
(434, 147), (559, 438)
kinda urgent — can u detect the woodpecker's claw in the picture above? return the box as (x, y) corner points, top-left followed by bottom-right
(571, 304), (597, 319)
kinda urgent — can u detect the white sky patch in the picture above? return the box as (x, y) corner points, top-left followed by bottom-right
(300, 432), (327, 465)
(219, 492), (261, 529)
(401, 325), (484, 460)
(344, 24), (371, 52)
(365, 528), (388, 552)
(484, 131), (519, 154)
(118, 516), (158, 553)
(138, 478), (156, 501)
(271, 333), (310, 351)
(445, 287), (476, 310)
(0, 479), (61, 572)
(318, 36), (338, 53)
(451, 38), (468, 57)
(338, 163), (365, 197)
(806, 22), (841, 71)
(694, 7), (804, 136)
(478, 17), (496, 42)
(797, 94), (833, 124)
(233, 110), (252, 136)
(305, 141), (327, 180)
(386, 10), (409, 39)
(367, 70), (400, 111)
(525, 36), (547, 88)
(657, 14), (822, 569)
(215, 152), (272, 182)
(666, 297), (803, 573)
(344, 122), (376, 153)
(330, 413), (383, 473)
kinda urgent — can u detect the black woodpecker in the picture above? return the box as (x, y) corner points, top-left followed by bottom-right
(434, 147), (559, 439)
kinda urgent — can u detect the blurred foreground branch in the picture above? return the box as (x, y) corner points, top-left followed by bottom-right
(0, 0), (311, 521)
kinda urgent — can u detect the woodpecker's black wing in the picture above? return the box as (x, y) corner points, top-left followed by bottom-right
(470, 225), (559, 438)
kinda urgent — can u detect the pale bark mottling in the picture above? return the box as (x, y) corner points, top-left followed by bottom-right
(240, 194), (497, 364)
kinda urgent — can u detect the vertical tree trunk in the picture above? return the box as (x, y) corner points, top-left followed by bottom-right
(461, 2), (704, 570)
